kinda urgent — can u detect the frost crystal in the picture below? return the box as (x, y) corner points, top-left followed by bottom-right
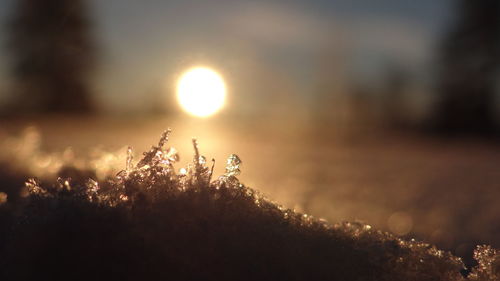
(469, 245), (500, 280)
(137, 129), (172, 169)
(225, 154), (241, 177)
(164, 147), (179, 164)
(25, 178), (47, 197)
(85, 179), (99, 201)
(198, 155), (206, 166)
(126, 146), (134, 172)
(192, 139), (201, 167)
(157, 129), (171, 148)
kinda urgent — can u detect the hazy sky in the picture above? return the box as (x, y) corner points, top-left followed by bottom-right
(0, 0), (453, 112)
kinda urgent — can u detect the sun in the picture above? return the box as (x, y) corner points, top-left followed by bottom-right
(176, 67), (226, 117)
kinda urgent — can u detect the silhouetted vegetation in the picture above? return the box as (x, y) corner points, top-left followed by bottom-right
(7, 0), (96, 113)
(432, 0), (500, 135)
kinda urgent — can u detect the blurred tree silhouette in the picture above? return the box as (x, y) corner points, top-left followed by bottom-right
(7, 0), (96, 113)
(379, 62), (412, 128)
(433, 0), (500, 135)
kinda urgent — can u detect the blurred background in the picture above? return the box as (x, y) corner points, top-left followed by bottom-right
(0, 0), (499, 268)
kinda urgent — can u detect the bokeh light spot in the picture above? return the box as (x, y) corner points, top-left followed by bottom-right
(387, 211), (413, 236)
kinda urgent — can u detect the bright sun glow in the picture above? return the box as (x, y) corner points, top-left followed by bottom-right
(176, 67), (226, 117)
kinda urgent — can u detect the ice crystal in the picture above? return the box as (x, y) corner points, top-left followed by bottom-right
(19, 130), (229, 206)
(25, 178), (47, 197)
(188, 138), (211, 186)
(179, 168), (187, 175)
(56, 177), (72, 191)
(85, 179), (99, 201)
(164, 147), (180, 164)
(225, 154), (241, 177)
(137, 129), (172, 169)
(21, 129), (248, 207)
(469, 245), (500, 281)
(126, 146), (134, 172)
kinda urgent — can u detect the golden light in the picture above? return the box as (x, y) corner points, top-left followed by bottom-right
(176, 67), (226, 117)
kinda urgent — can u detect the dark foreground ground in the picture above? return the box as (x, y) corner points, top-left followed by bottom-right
(0, 116), (499, 280)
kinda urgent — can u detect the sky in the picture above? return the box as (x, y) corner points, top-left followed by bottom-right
(0, 0), (454, 114)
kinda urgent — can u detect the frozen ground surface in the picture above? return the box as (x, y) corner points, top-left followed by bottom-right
(1, 115), (499, 266)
